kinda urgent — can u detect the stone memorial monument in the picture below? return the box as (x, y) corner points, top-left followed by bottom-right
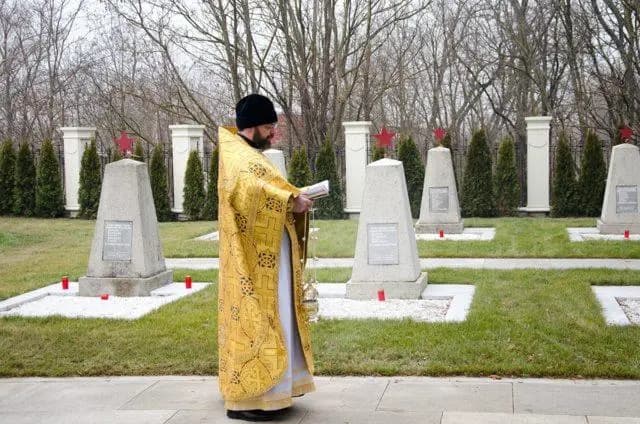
(346, 158), (427, 299)
(415, 146), (463, 233)
(263, 148), (287, 177)
(79, 159), (173, 296)
(597, 143), (640, 234)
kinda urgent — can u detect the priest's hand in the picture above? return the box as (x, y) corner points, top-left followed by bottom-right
(293, 194), (314, 213)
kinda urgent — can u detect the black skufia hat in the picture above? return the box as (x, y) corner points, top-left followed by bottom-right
(235, 94), (278, 130)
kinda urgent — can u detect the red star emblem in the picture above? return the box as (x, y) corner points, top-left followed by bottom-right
(373, 126), (395, 148)
(620, 126), (634, 142)
(434, 127), (446, 143)
(114, 130), (135, 154)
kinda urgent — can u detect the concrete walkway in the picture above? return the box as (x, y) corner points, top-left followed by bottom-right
(1, 376), (639, 423)
(167, 257), (640, 270)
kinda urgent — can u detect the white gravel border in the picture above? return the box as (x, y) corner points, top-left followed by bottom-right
(567, 227), (640, 242)
(0, 282), (210, 320)
(316, 283), (474, 322)
(415, 227), (495, 241)
(618, 298), (640, 324)
(592, 286), (640, 325)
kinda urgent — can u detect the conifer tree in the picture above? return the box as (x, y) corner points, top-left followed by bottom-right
(133, 140), (145, 162)
(288, 147), (312, 187)
(0, 140), (16, 214)
(371, 145), (386, 161)
(183, 150), (205, 220)
(551, 133), (578, 217)
(577, 130), (607, 216)
(494, 136), (520, 216)
(150, 144), (172, 221)
(314, 140), (343, 219)
(111, 146), (123, 162)
(397, 136), (424, 218)
(78, 140), (102, 219)
(461, 129), (496, 217)
(13, 143), (36, 216)
(202, 147), (219, 220)
(35, 140), (64, 217)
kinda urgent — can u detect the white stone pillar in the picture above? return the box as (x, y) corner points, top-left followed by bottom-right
(169, 124), (206, 214)
(60, 127), (96, 217)
(520, 116), (552, 214)
(343, 121), (371, 218)
(263, 149), (287, 177)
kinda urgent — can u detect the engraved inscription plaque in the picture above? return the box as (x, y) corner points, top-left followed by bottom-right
(616, 185), (638, 214)
(367, 223), (399, 265)
(429, 187), (449, 212)
(103, 220), (133, 261)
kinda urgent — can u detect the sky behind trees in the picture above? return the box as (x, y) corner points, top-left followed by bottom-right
(0, 0), (638, 160)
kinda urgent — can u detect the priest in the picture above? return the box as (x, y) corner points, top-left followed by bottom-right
(217, 94), (315, 421)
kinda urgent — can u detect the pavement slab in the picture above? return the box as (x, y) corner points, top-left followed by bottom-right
(1, 376), (640, 423)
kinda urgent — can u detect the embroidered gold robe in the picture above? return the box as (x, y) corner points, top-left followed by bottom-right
(217, 127), (314, 402)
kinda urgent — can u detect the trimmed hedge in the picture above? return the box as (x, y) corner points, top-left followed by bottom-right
(202, 147), (219, 221)
(78, 140), (102, 219)
(397, 136), (424, 218)
(288, 147), (312, 188)
(577, 130), (606, 216)
(35, 140), (64, 217)
(149, 144), (172, 222)
(461, 129), (495, 217)
(551, 132), (579, 217)
(133, 140), (145, 162)
(494, 136), (520, 216)
(0, 140), (16, 214)
(183, 150), (205, 220)
(13, 143), (36, 216)
(313, 140), (343, 219)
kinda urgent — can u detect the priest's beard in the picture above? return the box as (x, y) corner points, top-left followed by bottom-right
(252, 131), (272, 150)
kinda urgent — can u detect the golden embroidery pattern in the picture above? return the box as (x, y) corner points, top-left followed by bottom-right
(240, 276), (254, 296)
(257, 252), (276, 268)
(265, 197), (284, 212)
(248, 162), (267, 178)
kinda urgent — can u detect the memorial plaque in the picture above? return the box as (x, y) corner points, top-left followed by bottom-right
(616, 185), (638, 213)
(429, 187), (449, 212)
(103, 220), (133, 261)
(367, 223), (399, 265)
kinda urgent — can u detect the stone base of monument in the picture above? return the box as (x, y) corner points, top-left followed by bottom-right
(65, 209), (80, 218)
(414, 222), (464, 234)
(345, 272), (427, 300)
(517, 207), (550, 217)
(596, 220), (640, 235)
(79, 270), (173, 297)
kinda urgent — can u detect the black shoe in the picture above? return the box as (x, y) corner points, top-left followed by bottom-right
(226, 409), (279, 422)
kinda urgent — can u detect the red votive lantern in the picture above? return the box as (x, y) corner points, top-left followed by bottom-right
(439, 230), (444, 238)
(61, 276), (69, 290)
(100, 293), (109, 300)
(624, 230), (630, 239)
(185, 275), (192, 289)
(377, 289), (385, 301)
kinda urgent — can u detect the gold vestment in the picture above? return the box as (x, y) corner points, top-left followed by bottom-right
(217, 127), (314, 403)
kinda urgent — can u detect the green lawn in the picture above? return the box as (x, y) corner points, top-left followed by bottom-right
(1, 268), (640, 378)
(2, 216), (640, 378)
